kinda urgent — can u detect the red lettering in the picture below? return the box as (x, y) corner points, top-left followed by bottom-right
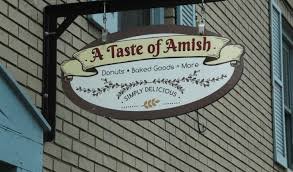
(192, 38), (196, 51)
(153, 39), (163, 57)
(107, 44), (144, 58)
(107, 45), (117, 58)
(137, 45), (143, 55)
(203, 37), (211, 51)
(196, 41), (202, 50)
(117, 47), (124, 57)
(164, 39), (177, 53)
(91, 48), (104, 62)
(148, 44), (155, 54)
(124, 47), (130, 56)
(130, 44), (137, 55)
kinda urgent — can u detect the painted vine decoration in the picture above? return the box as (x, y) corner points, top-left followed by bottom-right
(75, 70), (228, 99)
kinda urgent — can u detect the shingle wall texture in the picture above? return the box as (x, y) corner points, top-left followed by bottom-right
(0, 0), (290, 171)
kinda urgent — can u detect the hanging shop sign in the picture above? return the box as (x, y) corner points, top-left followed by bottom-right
(61, 25), (245, 120)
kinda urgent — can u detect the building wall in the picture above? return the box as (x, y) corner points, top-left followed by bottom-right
(0, 0), (289, 171)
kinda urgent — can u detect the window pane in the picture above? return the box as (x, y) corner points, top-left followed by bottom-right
(119, 9), (150, 31)
(0, 162), (16, 172)
(286, 113), (293, 169)
(283, 41), (290, 108)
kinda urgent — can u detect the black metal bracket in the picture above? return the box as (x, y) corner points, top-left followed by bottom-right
(56, 15), (78, 38)
(43, 0), (224, 141)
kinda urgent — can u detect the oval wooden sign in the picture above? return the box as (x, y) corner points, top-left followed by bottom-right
(61, 25), (244, 120)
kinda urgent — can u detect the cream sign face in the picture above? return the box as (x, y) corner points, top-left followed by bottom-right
(61, 25), (244, 120)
